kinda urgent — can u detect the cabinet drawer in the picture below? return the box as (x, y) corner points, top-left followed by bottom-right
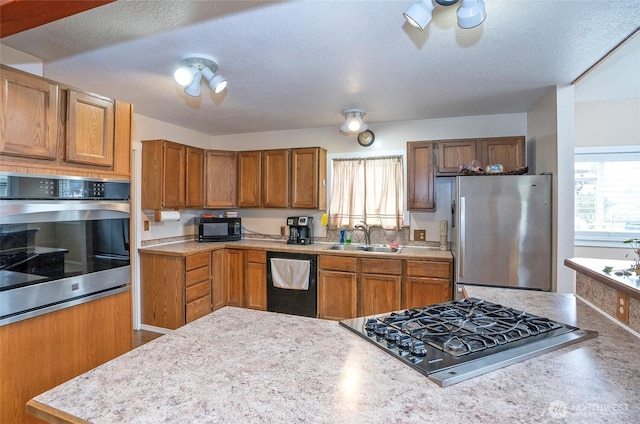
(186, 265), (210, 286)
(186, 280), (210, 302)
(186, 295), (211, 323)
(404, 260), (451, 279)
(186, 252), (210, 270)
(360, 258), (402, 275)
(246, 250), (266, 263)
(319, 255), (357, 272)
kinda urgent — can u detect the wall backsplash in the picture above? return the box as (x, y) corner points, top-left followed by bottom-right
(141, 226), (442, 248)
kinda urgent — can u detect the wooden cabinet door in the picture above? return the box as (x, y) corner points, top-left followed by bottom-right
(290, 147), (326, 209)
(360, 273), (402, 316)
(237, 151), (262, 207)
(185, 146), (204, 208)
(318, 270), (357, 320)
(0, 66), (59, 160)
(245, 250), (266, 310)
(407, 141), (436, 210)
(162, 141), (186, 209)
(66, 89), (114, 167)
(263, 149), (289, 208)
(0, 291), (131, 424)
(113, 100), (133, 178)
(226, 249), (245, 307)
(211, 249), (226, 311)
(403, 277), (451, 308)
(478, 136), (526, 171)
(140, 253), (185, 330)
(437, 139), (477, 175)
(205, 150), (236, 208)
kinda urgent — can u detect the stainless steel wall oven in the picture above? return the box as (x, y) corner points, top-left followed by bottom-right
(0, 173), (131, 325)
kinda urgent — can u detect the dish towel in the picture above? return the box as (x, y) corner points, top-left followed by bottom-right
(270, 258), (311, 290)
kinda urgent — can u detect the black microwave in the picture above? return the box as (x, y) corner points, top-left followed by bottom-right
(197, 217), (241, 242)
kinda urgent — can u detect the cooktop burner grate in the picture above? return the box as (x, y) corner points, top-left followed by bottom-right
(340, 297), (598, 387)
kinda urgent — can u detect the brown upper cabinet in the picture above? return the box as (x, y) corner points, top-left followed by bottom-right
(0, 66), (59, 160)
(237, 147), (326, 209)
(290, 147), (326, 209)
(141, 139), (186, 210)
(236, 150), (263, 207)
(66, 89), (114, 167)
(0, 65), (132, 179)
(205, 150), (236, 209)
(436, 136), (526, 176)
(185, 146), (205, 208)
(263, 149), (290, 208)
(407, 141), (436, 210)
(237, 149), (289, 208)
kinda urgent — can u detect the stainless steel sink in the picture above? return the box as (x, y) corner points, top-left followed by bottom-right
(324, 244), (402, 253)
(325, 244), (362, 251)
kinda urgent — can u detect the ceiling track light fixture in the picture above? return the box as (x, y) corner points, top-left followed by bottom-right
(404, 0), (486, 31)
(339, 109), (368, 135)
(173, 54), (228, 97)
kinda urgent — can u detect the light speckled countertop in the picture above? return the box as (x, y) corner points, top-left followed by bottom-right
(565, 257), (640, 299)
(138, 239), (453, 261)
(28, 286), (639, 423)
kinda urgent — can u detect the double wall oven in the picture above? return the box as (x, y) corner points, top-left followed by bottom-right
(0, 172), (131, 326)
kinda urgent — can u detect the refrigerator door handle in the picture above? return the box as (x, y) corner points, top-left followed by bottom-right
(459, 196), (465, 278)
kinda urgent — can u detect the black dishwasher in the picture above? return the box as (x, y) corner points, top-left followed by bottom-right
(266, 251), (317, 318)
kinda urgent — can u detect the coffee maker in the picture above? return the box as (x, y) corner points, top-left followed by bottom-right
(286, 216), (314, 245)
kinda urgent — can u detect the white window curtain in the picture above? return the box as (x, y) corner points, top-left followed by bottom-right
(328, 156), (404, 230)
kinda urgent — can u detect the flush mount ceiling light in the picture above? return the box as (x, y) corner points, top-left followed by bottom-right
(339, 109), (368, 135)
(173, 54), (228, 97)
(404, 0), (486, 31)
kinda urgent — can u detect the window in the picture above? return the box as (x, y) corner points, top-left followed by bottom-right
(574, 146), (640, 245)
(328, 156), (404, 230)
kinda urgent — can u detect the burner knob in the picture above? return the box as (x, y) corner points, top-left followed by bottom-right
(374, 323), (388, 337)
(397, 334), (412, 350)
(386, 329), (400, 343)
(364, 318), (377, 331)
(410, 340), (427, 357)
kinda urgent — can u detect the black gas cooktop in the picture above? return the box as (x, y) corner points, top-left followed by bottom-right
(339, 297), (597, 387)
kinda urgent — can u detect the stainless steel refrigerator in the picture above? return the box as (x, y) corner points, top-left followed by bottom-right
(453, 174), (551, 293)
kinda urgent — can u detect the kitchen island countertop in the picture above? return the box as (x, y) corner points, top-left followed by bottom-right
(28, 286), (639, 423)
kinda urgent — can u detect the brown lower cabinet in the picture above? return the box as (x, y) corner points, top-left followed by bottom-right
(359, 258), (402, 316)
(140, 248), (453, 326)
(245, 250), (267, 310)
(318, 255), (357, 320)
(0, 291), (132, 424)
(319, 254), (453, 320)
(140, 250), (212, 329)
(403, 260), (453, 308)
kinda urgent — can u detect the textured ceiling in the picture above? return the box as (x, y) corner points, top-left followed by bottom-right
(2, 0), (639, 136)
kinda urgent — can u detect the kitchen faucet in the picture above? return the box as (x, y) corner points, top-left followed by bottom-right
(354, 221), (371, 246)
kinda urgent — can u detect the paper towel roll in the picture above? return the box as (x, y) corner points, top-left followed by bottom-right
(154, 210), (181, 222)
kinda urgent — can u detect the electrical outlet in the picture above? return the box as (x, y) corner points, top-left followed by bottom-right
(414, 229), (426, 241)
(144, 220), (150, 231)
(280, 226), (286, 237)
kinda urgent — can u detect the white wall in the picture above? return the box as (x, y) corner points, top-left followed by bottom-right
(575, 99), (640, 147)
(525, 85), (576, 294)
(0, 45), (43, 75)
(208, 113), (527, 242)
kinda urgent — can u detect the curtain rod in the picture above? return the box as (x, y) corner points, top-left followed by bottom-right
(332, 155), (402, 162)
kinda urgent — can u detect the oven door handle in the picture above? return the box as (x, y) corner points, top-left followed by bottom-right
(0, 201), (130, 225)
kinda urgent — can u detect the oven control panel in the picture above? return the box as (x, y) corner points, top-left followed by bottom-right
(0, 173), (130, 200)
